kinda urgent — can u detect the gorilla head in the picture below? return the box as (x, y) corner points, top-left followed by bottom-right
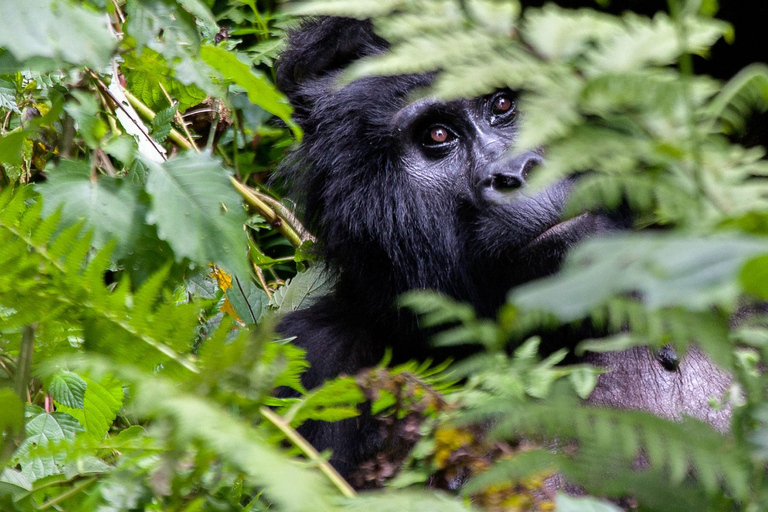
(275, 16), (625, 474)
(278, 17), (620, 317)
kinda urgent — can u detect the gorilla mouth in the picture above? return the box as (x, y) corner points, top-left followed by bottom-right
(523, 212), (594, 251)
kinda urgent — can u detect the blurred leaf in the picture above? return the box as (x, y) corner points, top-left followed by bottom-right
(0, 0), (115, 68)
(199, 45), (299, 138)
(741, 253), (768, 300)
(512, 234), (768, 321)
(15, 406), (83, 480)
(555, 493), (623, 512)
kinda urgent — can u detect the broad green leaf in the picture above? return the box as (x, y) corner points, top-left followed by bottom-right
(512, 234), (768, 321)
(177, 0), (218, 32)
(64, 91), (109, 148)
(741, 253), (768, 300)
(225, 276), (269, 325)
(199, 45), (299, 138)
(0, 469), (31, 498)
(15, 406), (83, 480)
(0, 78), (18, 113)
(144, 151), (251, 277)
(57, 375), (124, 440)
(0, 389), (24, 466)
(45, 371), (87, 409)
(37, 160), (145, 260)
(270, 265), (333, 314)
(556, 494), (623, 512)
(341, 490), (473, 512)
(0, 389), (23, 435)
(0, 131), (27, 166)
(122, 50), (207, 112)
(0, 0), (115, 68)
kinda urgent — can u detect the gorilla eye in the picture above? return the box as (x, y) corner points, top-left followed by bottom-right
(422, 125), (456, 147)
(492, 94), (514, 116)
(431, 127), (449, 143)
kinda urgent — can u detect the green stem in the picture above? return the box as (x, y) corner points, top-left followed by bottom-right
(39, 477), (97, 510)
(259, 407), (356, 499)
(14, 325), (34, 402)
(230, 177), (308, 248)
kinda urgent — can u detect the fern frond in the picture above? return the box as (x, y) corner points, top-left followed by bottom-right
(0, 188), (200, 373)
(707, 63), (768, 134)
(473, 401), (748, 500)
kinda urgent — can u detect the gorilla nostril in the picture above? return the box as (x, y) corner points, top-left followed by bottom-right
(491, 173), (523, 191)
(521, 158), (540, 179)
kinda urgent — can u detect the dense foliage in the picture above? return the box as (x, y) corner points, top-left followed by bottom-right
(2, 0), (768, 510)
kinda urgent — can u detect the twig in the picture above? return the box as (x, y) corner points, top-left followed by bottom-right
(158, 82), (199, 152)
(253, 264), (273, 300)
(14, 325), (34, 403)
(229, 177), (310, 248)
(39, 477), (97, 510)
(259, 407), (356, 499)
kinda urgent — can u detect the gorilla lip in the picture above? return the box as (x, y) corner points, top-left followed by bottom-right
(523, 212), (593, 250)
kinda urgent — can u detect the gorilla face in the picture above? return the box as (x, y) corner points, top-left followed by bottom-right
(277, 18), (624, 318)
(394, 88), (603, 253)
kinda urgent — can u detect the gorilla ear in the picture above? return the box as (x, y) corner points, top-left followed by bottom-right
(276, 17), (387, 121)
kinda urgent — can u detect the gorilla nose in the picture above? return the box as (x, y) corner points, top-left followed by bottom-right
(477, 152), (542, 202)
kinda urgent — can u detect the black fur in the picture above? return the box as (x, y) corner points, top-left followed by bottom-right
(275, 17), (625, 476)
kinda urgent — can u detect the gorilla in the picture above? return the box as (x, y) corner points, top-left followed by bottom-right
(275, 17), (732, 478)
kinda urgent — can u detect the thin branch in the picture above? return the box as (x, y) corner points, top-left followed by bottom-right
(230, 177), (312, 248)
(14, 325), (35, 403)
(158, 82), (200, 153)
(259, 407), (356, 499)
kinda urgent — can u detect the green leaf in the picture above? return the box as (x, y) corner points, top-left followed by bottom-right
(64, 90), (109, 148)
(122, 50), (207, 112)
(151, 104), (178, 143)
(0, 78), (18, 113)
(15, 406), (83, 480)
(45, 371), (87, 409)
(341, 490), (473, 512)
(200, 45), (299, 138)
(555, 493), (623, 512)
(144, 151), (250, 277)
(0, 389), (24, 466)
(0, 468), (31, 497)
(270, 265), (333, 314)
(0, 131), (27, 166)
(56, 375), (124, 440)
(37, 160), (145, 260)
(225, 276), (269, 325)
(177, 0), (218, 32)
(512, 234), (768, 321)
(740, 253), (768, 300)
(0, 0), (115, 68)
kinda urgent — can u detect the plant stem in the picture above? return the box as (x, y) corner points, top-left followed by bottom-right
(14, 325), (34, 402)
(259, 407), (356, 499)
(230, 177), (310, 248)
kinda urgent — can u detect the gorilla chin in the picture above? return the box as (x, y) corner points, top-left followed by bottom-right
(274, 16), (729, 480)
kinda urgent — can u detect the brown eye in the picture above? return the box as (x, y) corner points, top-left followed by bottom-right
(430, 127), (449, 143)
(492, 95), (513, 115)
(422, 125), (455, 147)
